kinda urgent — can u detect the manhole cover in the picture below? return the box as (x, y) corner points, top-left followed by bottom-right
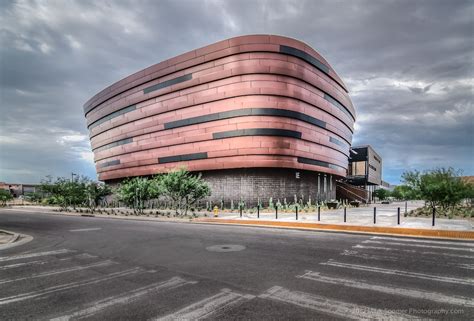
(206, 244), (246, 252)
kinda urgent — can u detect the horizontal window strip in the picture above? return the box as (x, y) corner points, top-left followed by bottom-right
(279, 45), (349, 94)
(158, 152), (208, 164)
(165, 108), (326, 131)
(323, 93), (355, 121)
(213, 128), (302, 140)
(97, 159), (120, 168)
(143, 74), (192, 94)
(94, 138), (133, 152)
(88, 105), (136, 129)
(329, 136), (348, 148)
(297, 157), (345, 171)
(280, 45), (330, 74)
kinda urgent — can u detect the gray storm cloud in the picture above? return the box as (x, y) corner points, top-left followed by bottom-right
(0, 0), (472, 184)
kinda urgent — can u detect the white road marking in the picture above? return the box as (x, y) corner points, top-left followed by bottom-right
(75, 253), (98, 259)
(341, 250), (398, 262)
(51, 276), (197, 321)
(320, 260), (474, 285)
(341, 250), (473, 269)
(69, 228), (102, 232)
(299, 271), (474, 307)
(0, 268), (142, 305)
(353, 245), (474, 259)
(0, 260), (115, 285)
(0, 260), (47, 270)
(155, 288), (255, 321)
(0, 249), (74, 262)
(362, 240), (474, 252)
(259, 286), (417, 320)
(371, 236), (474, 247)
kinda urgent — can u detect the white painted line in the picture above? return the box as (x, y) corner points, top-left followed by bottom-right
(0, 260), (47, 270)
(299, 271), (474, 307)
(0, 268), (142, 305)
(69, 228), (102, 232)
(259, 286), (416, 320)
(452, 263), (474, 270)
(0, 260), (115, 285)
(320, 261), (474, 285)
(353, 245), (474, 259)
(155, 288), (255, 321)
(0, 249), (74, 262)
(340, 250), (398, 262)
(362, 240), (474, 252)
(75, 253), (98, 259)
(342, 249), (474, 269)
(51, 276), (197, 321)
(371, 236), (474, 247)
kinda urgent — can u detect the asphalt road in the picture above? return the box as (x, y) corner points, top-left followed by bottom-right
(0, 209), (473, 320)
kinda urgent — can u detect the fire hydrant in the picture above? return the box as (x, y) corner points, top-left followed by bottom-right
(213, 206), (219, 217)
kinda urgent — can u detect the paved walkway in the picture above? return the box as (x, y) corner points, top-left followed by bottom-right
(214, 201), (472, 231)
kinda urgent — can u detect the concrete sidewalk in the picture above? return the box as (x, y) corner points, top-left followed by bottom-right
(213, 201), (473, 231)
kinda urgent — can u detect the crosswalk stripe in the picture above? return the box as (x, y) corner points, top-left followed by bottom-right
(0, 249), (74, 262)
(51, 276), (197, 321)
(0, 260), (115, 285)
(155, 288), (254, 321)
(259, 286), (417, 320)
(298, 271), (474, 307)
(371, 236), (474, 247)
(341, 249), (474, 270)
(353, 245), (474, 259)
(320, 260), (474, 285)
(362, 240), (474, 252)
(0, 260), (47, 270)
(0, 268), (142, 305)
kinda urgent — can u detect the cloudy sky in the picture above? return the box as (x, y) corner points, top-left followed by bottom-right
(0, 0), (472, 185)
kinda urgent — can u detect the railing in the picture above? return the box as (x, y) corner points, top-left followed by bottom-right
(336, 181), (369, 203)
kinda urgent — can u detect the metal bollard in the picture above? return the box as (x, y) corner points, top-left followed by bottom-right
(318, 206), (321, 221)
(344, 206), (347, 223)
(296, 206), (298, 221)
(257, 205), (260, 219)
(373, 207), (376, 224)
(432, 207), (435, 226)
(405, 201), (407, 215)
(240, 206), (242, 218)
(275, 206), (278, 220)
(397, 207), (400, 225)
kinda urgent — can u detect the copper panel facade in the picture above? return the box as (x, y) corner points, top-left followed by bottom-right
(83, 35), (357, 202)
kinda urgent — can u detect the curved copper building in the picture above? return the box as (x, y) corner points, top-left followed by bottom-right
(84, 35), (356, 205)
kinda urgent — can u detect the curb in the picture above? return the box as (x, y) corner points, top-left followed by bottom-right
(195, 219), (474, 240)
(0, 229), (33, 250)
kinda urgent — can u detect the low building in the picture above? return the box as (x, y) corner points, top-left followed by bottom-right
(0, 182), (40, 198)
(83, 35), (357, 206)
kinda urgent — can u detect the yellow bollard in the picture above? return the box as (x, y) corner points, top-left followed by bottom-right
(213, 206), (219, 217)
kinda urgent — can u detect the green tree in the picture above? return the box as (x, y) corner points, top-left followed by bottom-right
(39, 175), (89, 210)
(24, 192), (43, 203)
(402, 168), (471, 210)
(85, 182), (112, 210)
(116, 177), (160, 214)
(373, 188), (390, 201)
(0, 189), (13, 206)
(391, 185), (418, 200)
(159, 168), (210, 216)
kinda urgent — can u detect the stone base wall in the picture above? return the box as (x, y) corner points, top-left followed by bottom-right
(198, 168), (338, 207)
